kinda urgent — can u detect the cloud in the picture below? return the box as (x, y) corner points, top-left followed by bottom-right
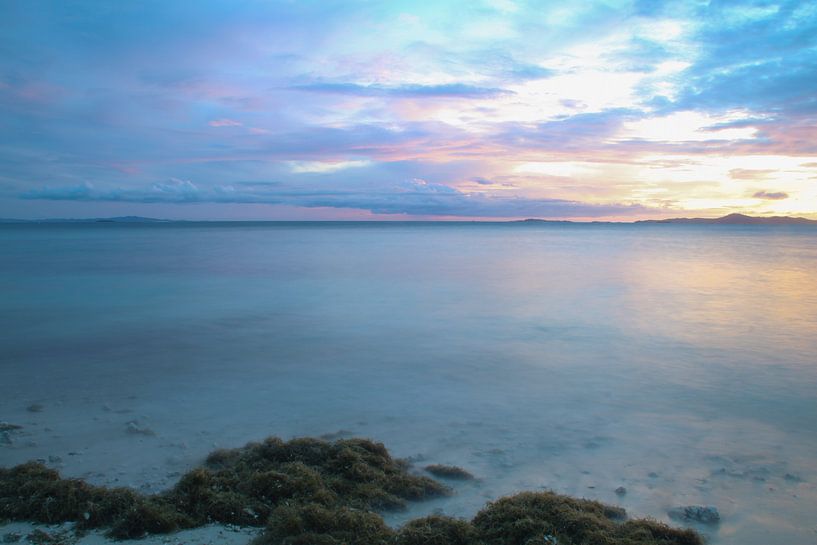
(730, 169), (775, 180)
(208, 118), (243, 127)
(503, 63), (555, 81)
(459, 51), (556, 82)
(21, 178), (651, 218)
(22, 179), (203, 203)
(752, 190), (789, 200)
(662, 2), (817, 116)
(288, 160), (372, 173)
(494, 109), (637, 152)
(23, 182), (96, 201)
(292, 82), (512, 99)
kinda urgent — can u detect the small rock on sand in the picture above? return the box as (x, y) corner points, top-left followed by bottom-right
(615, 486), (627, 496)
(125, 421), (156, 436)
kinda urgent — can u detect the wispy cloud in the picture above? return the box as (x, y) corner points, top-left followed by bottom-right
(21, 179), (651, 218)
(288, 160), (372, 174)
(730, 169), (775, 180)
(208, 118), (243, 127)
(291, 82), (512, 99)
(752, 190), (789, 200)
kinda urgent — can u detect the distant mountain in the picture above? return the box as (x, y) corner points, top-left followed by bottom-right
(512, 218), (580, 224)
(514, 213), (816, 225)
(91, 216), (170, 223)
(0, 216), (170, 223)
(636, 213), (817, 225)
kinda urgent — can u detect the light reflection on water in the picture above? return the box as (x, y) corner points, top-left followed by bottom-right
(1, 223), (816, 544)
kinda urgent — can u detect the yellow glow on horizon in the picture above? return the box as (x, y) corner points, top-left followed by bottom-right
(481, 151), (817, 219)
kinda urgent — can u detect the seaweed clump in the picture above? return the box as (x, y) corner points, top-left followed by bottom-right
(0, 437), (703, 545)
(0, 437), (447, 539)
(0, 461), (191, 539)
(395, 515), (479, 545)
(262, 503), (395, 545)
(196, 437), (449, 515)
(424, 464), (475, 480)
(473, 492), (703, 545)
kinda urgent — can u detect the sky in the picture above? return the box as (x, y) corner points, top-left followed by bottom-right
(1, 0), (816, 221)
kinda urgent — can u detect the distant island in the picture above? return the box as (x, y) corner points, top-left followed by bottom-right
(0, 216), (171, 224)
(635, 213), (817, 225)
(516, 213), (817, 225)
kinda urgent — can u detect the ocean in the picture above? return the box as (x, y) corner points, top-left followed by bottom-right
(1, 222), (816, 544)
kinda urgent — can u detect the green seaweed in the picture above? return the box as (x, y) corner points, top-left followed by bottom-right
(424, 464), (475, 480)
(472, 491), (701, 545)
(260, 503), (394, 545)
(395, 515), (480, 545)
(0, 437), (702, 545)
(180, 436), (449, 519)
(0, 461), (190, 538)
(107, 499), (192, 540)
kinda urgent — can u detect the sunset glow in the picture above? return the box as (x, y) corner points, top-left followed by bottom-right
(2, 1), (816, 220)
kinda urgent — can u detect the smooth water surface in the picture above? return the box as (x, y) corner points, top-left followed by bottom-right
(1, 222), (816, 544)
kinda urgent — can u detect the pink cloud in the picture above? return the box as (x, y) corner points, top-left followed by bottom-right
(1, 81), (66, 104)
(208, 118), (243, 127)
(108, 162), (141, 175)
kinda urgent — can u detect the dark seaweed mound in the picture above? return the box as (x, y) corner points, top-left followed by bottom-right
(472, 492), (702, 545)
(424, 464), (475, 480)
(0, 461), (191, 539)
(0, 437), (702, 545)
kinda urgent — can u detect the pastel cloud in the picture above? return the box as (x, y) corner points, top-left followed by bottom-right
(730, 169), (771, 180)
(292, 82), (511, 99)
(209, 118), (243, 127)
(753, 190), (789, 200)
(288, 160), (372, 174)
(21, 178), (650, 219)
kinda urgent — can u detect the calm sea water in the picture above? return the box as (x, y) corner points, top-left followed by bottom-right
(2, 222), (817, 544)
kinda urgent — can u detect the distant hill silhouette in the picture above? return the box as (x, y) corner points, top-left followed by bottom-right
(512, 218), (577, 224)
(0, 216), (170, 223)
(636, 213), (817, 225)
(513, 213), (816, 225)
